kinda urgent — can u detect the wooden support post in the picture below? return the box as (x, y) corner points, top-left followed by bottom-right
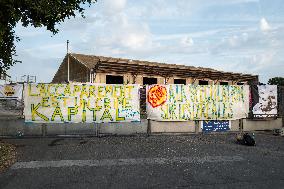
(42, 123), (47, 137)
(195, 121), (199, 134)
(147, 119), (151, 136)
(132, 74), (137, 84)
(239, 118), (243, 132)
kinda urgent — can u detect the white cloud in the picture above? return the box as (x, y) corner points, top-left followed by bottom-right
(103, 0), (127, 15)
(260, 17), (271, 32)
(180, 36), (194, 47)
(9, 0), (284, 84)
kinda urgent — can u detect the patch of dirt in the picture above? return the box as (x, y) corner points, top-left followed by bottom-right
(0, 141), (16, 172)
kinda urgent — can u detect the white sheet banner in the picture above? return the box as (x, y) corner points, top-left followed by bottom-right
(147, 84), (250, 121)
(0, 84), (23, 99)
(252, 85), (277, 118)
(24, 83), (140, 123)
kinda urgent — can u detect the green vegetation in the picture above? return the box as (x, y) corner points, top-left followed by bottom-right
(268, 77), (284, 86)
(0, 0), (96, 75)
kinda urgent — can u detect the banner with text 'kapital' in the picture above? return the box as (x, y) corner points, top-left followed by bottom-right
(24, 84), (140, 123)
(147, 84), (250, 121)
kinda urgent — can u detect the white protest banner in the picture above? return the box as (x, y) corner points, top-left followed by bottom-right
(252, 85), (277, 118)
(24, 83), (140, 123)
(146, 84), (250, 121)
(0, 84), (23, 99)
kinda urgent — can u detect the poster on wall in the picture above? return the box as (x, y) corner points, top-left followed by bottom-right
(146, 84), (250, 121)
(0, 84), (23, 99)
(24, 83), (140, 123)
(251, 85), (277, 118)
(201, 121), (231, 132)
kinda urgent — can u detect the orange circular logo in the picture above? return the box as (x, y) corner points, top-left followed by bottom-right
(148, 85), (167, 108)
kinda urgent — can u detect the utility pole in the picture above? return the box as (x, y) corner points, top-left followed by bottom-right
(67, 40), (70, 82)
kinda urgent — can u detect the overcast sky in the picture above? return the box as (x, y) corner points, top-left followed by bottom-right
(9, 0), (284, 83)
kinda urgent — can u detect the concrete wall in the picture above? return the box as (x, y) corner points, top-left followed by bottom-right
(90, 73), (245, 86)
(52, 55), (89, 83)
(150, 120), (196, 133)
(99, 120), (147, 135)
(94, 73), (106, 83)
(0, 119), (99, 136)
(243, 118), (283, 131)
(0, 118), (147, 137)
(231, 120), (240, 131)
(1, 118), (282, 137)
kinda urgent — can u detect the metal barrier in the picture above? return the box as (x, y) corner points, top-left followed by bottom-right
(0, 99), (23, 118)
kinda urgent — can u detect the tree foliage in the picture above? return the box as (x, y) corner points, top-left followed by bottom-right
(268, 77), (284, 86)
(0, 0), (95, 75)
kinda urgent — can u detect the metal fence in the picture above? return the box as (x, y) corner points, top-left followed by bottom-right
(0, 99), (23, 118)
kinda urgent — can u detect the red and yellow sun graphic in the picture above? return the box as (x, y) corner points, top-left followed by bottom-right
(148, 85), (167, 108)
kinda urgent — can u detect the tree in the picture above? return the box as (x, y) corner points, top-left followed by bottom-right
(268, 77), (284, 86)
(0, 0), (96, 75)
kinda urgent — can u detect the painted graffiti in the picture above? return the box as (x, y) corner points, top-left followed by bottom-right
(146, 84), (250, 121)
(24, 83), (140, 123)
(148, 85), (167, 108)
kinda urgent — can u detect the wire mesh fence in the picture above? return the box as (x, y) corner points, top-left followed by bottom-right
(0, 99), (23, 118)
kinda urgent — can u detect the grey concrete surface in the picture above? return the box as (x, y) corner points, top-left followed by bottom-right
(99, 119), (147, 135)
(150, 120), (196, 133)
(0, 119), (147, 136)
(243, 118), (283, 131)
(0, 133), (284, 189)
(0, 118), (282, 136)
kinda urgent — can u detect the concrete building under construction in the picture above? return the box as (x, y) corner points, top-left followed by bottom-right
(52, 53), (259, 85)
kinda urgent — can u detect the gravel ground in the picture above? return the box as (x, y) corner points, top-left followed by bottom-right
(0, 132), (284, 189)
(0, 142), (16, 172)
(4, 132), (284, 162)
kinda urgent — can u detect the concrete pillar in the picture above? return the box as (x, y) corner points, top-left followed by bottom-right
(193, 79), (199, 85)
(136, 75), (143, 85)
(94, 73), (106, 83)
(208, 80), (214, 85)
(166, 77), (174, 84)
(195, 121), (200, 133)
(124, 74), (133, 84)
(186, 78), (194, 84)
(157, 77), (165, 84)
(99, 73), (106, 83)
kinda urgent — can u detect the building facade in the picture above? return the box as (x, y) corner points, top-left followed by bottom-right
(52, 53), (259, 85)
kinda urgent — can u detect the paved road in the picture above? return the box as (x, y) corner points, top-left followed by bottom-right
(0, 133), (284, 189)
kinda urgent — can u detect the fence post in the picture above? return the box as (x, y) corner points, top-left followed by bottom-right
(95, 123), (100, 137)
(147, 119), (151, 136)
(195, 121), (199, 134)
(239, 119), (243, 132)
(42, 123), (47, 136)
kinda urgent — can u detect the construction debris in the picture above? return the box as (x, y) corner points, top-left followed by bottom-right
(236, 133), (256, 146)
